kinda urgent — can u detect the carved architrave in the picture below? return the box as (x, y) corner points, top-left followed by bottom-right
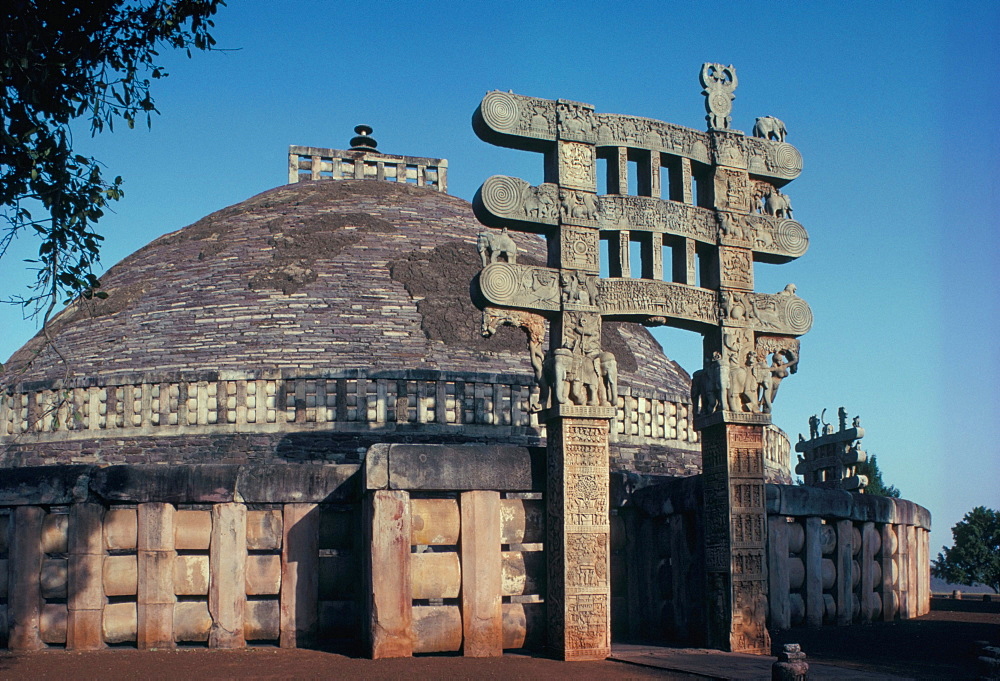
(558, 189), (600, 226)
(479, 263), (561, 311)
(599, 195), (717, 242)
(477, 176), (559, 227)
(557, 100), (597, 144)
(558, 141), (597, 192)
(598, 279), (719, 327)
(477, 91), (556, 141)
(559, 226), (600, 273)
(547, 418), (611, 660)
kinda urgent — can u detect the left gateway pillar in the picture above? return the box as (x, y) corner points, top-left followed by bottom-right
(9, 506), (45, 651)
(546, 412), (613, 660)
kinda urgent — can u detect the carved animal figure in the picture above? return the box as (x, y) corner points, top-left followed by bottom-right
(753, 116), (787, 142)
(691, 352), (723, 415)
(725, 352), (760, 413)
(763, 189), (793, 219)
(477, 227), (518, 267)
(597, 352), (619, 407)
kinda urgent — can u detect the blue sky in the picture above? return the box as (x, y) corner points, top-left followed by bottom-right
(1, 1), (997, 553)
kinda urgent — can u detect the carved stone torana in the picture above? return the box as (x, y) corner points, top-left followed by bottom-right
(472, 65), (810, 657)
(795, 409), (868, 491)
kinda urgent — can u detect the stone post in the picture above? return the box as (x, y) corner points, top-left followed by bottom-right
(137, 502), (175, 649)
(210, 502), (247, 648)
(835, 519), (854, 625)
(8, 506), (44, 651)
(767, 515), (790, 631)
(365, 490), (412, 658)
(546, 413), (613, 661)
(67, 503), (105, 650)
(699, 415), (770, 654)
(460, 491), (502, 657)
(280, 503), (318, 648)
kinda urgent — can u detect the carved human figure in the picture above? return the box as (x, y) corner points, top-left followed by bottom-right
(755, 349), (798, 413)
(538, 188), (556, 219)
(752, 116), (787, 142)
(808, 414), (820, 439)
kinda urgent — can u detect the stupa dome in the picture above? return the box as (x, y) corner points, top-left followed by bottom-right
(1, 176), (701, 474)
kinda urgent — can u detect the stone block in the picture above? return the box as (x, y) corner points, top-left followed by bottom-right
(246, 510), (282, 551)
(364, 443), (390, 490)
(318, 508), (354, 550)
(410, 551), (461, 600)
(0, 466), (91, 506)
(67, 609), (105, 650)
(91, 465), (238, 504)
(410, 499), (460, 546)
(210, 502), (247, 649)
(173, 601), (212, 642)
(138, 503), (175, 552)
(237, 465), (359, 503)
(500, 499), (544, 544)
(246, 554), (282, 595)
(138, 550), (176, 604)
(412, 605), (462, 654)
(69, 503), (104, 555)
(41, 513), (69, 554)
(245, 599), (280, 641)
(385, 445), (541, 491)
(40, 558), (68, 599)
(104, 509), (137, 551)
(39, 603), (67, 644)
(501, 551), (545, 596)
(138, 602), (175, 649)
(767, 516), (790, 631)
(804, 517), (823, 628)
(365, 490), (412, 658)
(835, 519), (854, 626)
(174, 510), (212, 550)
(501, 602), (545, 649)
(280, 503), (318, 648)
(104, 555), (138, 596)
(174, 555), (210, 595)
(103, 602), (137, 644)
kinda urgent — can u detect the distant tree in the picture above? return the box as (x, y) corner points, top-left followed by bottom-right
(1, 0), (225, 325)
(857, 453), (900, 498)
(933, 507), (1000, 594)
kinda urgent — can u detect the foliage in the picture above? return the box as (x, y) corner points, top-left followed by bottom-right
(857, 453), (900, 498)
(932, 507), (1000, 594)
(1, 0), (225, 320)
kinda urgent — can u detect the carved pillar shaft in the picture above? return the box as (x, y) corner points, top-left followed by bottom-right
(546, 415), (611, 660)
(700, 417), (770, 654)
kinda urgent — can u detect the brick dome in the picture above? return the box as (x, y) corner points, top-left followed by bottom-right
(2, 180), (689, 395)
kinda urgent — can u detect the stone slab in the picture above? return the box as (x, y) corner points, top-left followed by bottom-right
(0, 466), (91, 505)
(379, 444), (542, 491)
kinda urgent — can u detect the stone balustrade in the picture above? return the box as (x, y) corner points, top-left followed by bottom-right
(288, 145), (448, 192)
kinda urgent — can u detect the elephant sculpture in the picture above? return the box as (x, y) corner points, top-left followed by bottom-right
(753, 116), (787, 142)
(541, 347), (612, 409)
(763, 189), (793, 219)
(477, 227), (517, 267)
(724, 353), (761, 413)
(691, 351), (723, 416)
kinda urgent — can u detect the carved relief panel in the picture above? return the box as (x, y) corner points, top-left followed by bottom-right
(558, 141), (597, 192)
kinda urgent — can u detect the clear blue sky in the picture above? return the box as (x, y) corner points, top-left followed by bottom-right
(1, 1), (997, 553)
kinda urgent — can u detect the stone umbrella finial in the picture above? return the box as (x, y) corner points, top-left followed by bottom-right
(349, 125), (378, 151)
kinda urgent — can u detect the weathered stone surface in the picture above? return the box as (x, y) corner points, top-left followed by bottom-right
(174, 601), (212, 642)
(8, 505), (44, 651)
(246, 554), (281, 596)
(500, 498), (544, 544)
(501, 550), (545, 597)
(460, 491), (503, 657)
(245, 599), (280, 641)
(93, 465), (239, 504)
(0, 466), (91, 505)
(104, 509), (137, 551)
(411, 498), (460, 546)
(411, 605), (462, 654)
(410, 551), (461, 600)
(280, 503), (318, 648)
(41, 513), (69, 554)
(103, 555), (138, 596)
(381, 445), (542, 492)
(173, 555), (209, 595)
(103, 602), (137, 644)
(236, 464), (359, 503)
(501, 602), (545, 649)
(209, 502), (247, 648)
(174, 510), (212, 550)
(67, 609), (104, 650)
(365, 490), (412, 658)
(40, 558), (68, 599)
(246, 509), (282, 551)
(138, 602), (174, 649)
(39, 603), (67, 644)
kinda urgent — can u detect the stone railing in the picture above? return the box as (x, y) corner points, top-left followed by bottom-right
(766, 485), (932, 630)
(288, 145), (448, 192)
(0, 370), (697, 450)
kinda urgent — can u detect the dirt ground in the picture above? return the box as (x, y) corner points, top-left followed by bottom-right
(1, 598), (996, 680)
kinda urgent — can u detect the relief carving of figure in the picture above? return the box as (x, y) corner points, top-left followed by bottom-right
(754, 348), (798, 413)
(753, 116), (788, 142)
(477, 227), (518, 266)
(691, 351), (724, 416)
(597, 352), (619, 407)
(808, 414), (820, 439)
